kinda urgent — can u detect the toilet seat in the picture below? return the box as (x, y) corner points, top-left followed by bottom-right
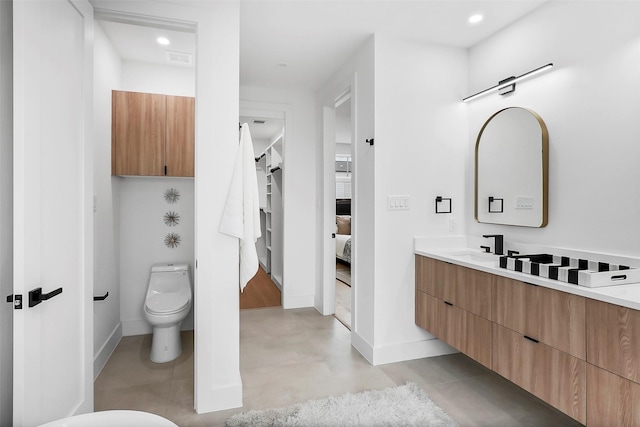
(145, 292), (190, 315)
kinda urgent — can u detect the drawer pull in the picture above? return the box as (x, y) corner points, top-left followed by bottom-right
(444, 301), (453, 306)
(611, 274), (627, 281)
(524, 335), (539, 344)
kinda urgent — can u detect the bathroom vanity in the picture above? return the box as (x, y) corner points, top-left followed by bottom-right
(415, 237), (640, 425)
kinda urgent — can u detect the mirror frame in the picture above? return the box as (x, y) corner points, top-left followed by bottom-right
(474, 107), (549, 227)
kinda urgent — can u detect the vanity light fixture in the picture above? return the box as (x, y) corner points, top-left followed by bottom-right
(463, 63), (554, 103)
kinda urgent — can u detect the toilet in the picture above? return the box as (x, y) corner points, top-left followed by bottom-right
(143, 263), (192, 363)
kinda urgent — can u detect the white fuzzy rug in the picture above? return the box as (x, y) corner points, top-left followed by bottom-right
(225, 382), (459, 427)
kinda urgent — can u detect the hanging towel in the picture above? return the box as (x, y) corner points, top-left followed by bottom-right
(219, 123), (262, 291)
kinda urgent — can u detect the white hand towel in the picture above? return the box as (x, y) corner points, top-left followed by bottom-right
(219, 123), (262, 291)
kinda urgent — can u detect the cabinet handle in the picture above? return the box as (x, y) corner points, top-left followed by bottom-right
(524, 282), (539, 287)
(523, 335), (539, 344)
(444, 301), (453, 306)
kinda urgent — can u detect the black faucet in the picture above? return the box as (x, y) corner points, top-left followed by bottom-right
(482, 234), (504, 255)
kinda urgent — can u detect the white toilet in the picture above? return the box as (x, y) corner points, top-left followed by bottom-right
(143, 263), (192, 363)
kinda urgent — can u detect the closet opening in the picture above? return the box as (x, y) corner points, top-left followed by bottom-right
(239, 113), (284, 310)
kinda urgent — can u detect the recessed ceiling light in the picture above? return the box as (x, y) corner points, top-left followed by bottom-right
(278, 62), (288, 67)
(468, 14), (483, 24)
(157, 37), (170, 46)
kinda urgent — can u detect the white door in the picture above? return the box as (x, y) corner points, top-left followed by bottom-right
(13, 1), (94, 426)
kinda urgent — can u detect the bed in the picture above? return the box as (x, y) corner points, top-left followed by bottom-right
(335, 199), (351, 264)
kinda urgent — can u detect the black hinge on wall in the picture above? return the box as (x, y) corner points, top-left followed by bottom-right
(6, 294), (22, 310)
(164, 165), (167, 176)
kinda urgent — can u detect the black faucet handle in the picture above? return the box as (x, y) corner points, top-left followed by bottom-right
(480, 246), (491, 253)
(482, 234), (504, 255)
(508, 250), (520, 257)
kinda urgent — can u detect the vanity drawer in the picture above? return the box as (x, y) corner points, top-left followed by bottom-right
(492, 275), (585, 359)
(416, 255), (491, 319)
(587, 363), (640, 426)
(587, 298), (640, 383)
(492, 323), (586, 424)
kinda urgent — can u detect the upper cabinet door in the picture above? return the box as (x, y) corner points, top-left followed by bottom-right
(166, 95), (195, 177)
(112, 90), (166, 176)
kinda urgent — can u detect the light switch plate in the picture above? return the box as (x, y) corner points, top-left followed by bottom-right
(387, 195), (410, 210)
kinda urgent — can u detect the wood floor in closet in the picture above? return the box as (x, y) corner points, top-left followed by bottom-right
(240, 266), (281, 309)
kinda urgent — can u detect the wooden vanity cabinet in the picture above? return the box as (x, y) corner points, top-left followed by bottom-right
(415, 255), (492, 368)
(492, 323), (586, 424)
(585, 298), (640, 426)
(416, 254), (588, 424)
(492, 275), (586, 359)
(112, 90), (194, 177)
(587, 363), (640, 426)
(586, 298), (640, 383)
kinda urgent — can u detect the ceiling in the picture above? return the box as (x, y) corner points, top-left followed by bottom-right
(97, 0), (549, 92)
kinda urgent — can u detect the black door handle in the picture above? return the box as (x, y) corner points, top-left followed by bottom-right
(332, 233), (336, 238)
(28, 287), (63, 308)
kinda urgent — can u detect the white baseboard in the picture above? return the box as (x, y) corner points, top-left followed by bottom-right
(195, 376), (243, 414)
(351, 331), (375, 364)
(282, 293), (314, 309)
(94, 323), (122, 380)
(351, 331), (457, 366)
(121, 319), (152, 336)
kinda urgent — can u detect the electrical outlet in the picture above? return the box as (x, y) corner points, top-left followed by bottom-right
(387, 195), (410, 210)
(515, 196), (534, 209)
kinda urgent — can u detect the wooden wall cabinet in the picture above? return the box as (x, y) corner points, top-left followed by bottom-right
(112, 90), (194, 177)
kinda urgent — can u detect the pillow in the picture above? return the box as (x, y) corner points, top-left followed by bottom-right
(336, 215), (351, 235)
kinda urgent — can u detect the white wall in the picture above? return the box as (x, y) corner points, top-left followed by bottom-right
(466, 1), (640, 259)
(370, 35), (468, 364)
(0, 1), (12, 423)
(93, 21), (123, 378)
(121, 61), (195, 97)
(119, 177), (195, 335)
(240, 86), (317, 308)
(117, 60), (195, 336)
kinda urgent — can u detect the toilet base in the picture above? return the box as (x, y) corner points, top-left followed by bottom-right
(150, 324), (183, 363)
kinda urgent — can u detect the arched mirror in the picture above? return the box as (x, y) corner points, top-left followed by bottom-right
(475, 107), (548, 227)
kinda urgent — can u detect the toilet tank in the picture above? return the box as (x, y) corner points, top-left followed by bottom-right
(151, 263), (189, 273)
(148, 263), (191, 294)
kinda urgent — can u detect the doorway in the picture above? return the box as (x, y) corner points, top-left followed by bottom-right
(93, 10), (197, 411)
(238, 114), (284, 310)
(334, 94), (352, 329)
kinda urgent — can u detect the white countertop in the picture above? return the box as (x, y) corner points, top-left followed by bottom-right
(414, 236), (640, 311)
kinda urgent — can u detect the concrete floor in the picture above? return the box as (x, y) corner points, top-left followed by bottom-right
(95, 307), (582, 427)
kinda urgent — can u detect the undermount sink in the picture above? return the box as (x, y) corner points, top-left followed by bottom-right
(446, 250), (499, 264)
